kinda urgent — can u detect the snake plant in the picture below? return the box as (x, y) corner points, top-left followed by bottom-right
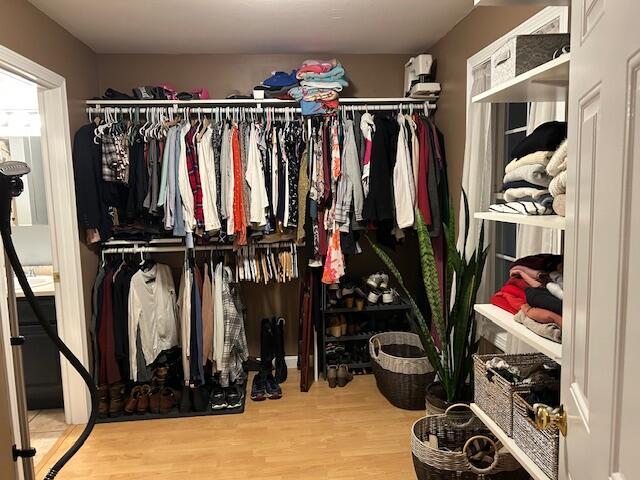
(366, 192), (489, 402)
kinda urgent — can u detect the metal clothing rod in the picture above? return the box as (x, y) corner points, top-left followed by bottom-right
(100, 243), (298, 255)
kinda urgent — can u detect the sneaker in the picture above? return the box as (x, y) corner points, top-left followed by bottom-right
(265, 374), (282, 400)
(341, 282), (355, 296)
(379, 273), (389, 289)
(382, 288), (398, 304)
(366, 273), (383, 289)
(250, 375), (267, 401)
(226, 383), (244, 409)
(367, 288), (381, 304)
(209, 383), (228, 410)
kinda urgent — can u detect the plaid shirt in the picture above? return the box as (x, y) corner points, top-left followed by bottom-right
(101, 133), (129, 184)
(219, 267), (248, 387)
(185, 126), (204, 226)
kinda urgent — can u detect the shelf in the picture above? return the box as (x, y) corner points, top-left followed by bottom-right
(472, 54), (570, 104)
(86, 97), (438, 106)
(323, 302), (412, 314)
(475, 304), (562, 364)
(475, 0), (568, 5)
(470, 403), (553, 480)
(475, 211), (566, 230)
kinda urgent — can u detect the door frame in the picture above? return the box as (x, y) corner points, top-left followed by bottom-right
(0, 45), (90, 429)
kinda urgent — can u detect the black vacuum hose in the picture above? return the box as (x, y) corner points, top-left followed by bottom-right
(1, 226), (98, 479)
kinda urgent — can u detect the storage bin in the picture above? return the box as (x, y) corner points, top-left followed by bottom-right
(491, 34), (570, 88)
(513, 392), (560, 480)
(473, 353), (558, 436)
(369, 332), (434, 410)
(411, 404), (529, 480)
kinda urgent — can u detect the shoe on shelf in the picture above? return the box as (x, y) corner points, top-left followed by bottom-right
(341, 282), (355, 296)
(160, 388), (177, 414)
(265, 374), (282, 400)
(337, 364), (354, 387)
(382, 288), (399, 305)
(367, 288), (381, 305)
(339, 314), (348, 336)
(327, 365), (338, 388)
(98, 384), (109, 419)
(251, 375), (267, 401)
(344, 296), (354, 309)
(328, 317), (342, 338)
(226, 383), (244, 409)
(124, 385), (142, 414)
(328, 283), (340, 291)
(149, 386), (161, 414)
(210, 382), (228, 410)
(378, 273), (389, 289)
(137, 384), (151, 414)
(366, 272), (383, 289)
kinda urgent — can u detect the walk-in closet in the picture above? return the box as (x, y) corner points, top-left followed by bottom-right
(0, 1), (637, 479)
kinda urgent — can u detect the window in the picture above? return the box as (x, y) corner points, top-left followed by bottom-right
(492, 103), (529, 292)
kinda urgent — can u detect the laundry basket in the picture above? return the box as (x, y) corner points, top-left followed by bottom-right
(369, 332), (434, 410)
(411, 404), (529, 480)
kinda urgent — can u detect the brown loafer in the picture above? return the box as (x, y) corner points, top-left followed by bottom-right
(124, 385), (142, 414)
(148, 387), (161, 414)
(98, 384), (109, 418)
(137, 385), (151, 414)
(108, 382), (125, 417)
(160, 388), (177, 414)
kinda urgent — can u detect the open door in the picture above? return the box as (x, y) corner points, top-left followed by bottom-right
(562, 0), (640, 478)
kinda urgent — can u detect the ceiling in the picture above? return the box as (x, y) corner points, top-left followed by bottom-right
(29, 0), (472, 54)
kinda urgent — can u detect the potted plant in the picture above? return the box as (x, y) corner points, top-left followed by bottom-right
(366, 194), (488, 410)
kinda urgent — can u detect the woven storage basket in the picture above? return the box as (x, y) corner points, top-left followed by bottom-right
(411, 404), (529, 480)
(369, 332), (434, 410)
(513, 392), (560, 480)
(473, 353), (558, 436)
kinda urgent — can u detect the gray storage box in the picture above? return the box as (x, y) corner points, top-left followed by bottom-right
(491, 34), (569, 88)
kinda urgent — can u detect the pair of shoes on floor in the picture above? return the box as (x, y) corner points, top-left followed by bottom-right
(125, 384), (152, 415)
(326, 364), (354, 388)
(251, 373), (282, 401)
(209, 382), (245, 410)
(98, 382), (125, 418)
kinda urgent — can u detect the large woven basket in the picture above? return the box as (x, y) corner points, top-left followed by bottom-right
(411, 404), (529, 480)
(369, 332), (434, 410)
(513, 392), (560, 480)
(473, 353), (558, 436)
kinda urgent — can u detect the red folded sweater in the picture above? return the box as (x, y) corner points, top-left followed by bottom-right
(491, 277), (529, 314)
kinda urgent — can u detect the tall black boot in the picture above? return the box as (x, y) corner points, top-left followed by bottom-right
(274, 317), (288, 383)
(260, 318), (275, 380)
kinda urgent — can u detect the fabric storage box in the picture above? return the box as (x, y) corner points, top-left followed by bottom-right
(491, 34), (570, 88)
(473, 353), (558, 436)
(369, 332), (434, 410)
(513, 392), (560, 480)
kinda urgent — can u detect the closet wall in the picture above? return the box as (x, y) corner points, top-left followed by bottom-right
(427, 5), (542, 207)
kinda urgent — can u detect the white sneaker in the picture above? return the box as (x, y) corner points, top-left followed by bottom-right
(367, 288), (381, 304)
(382, 288), (398, 305)
(366, 272), (383, 289)
(379, 273), (389, 289)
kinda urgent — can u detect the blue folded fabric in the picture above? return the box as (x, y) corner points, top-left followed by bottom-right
(300, 100), (328, 116)
(262, 70), (298, 88)
(298, 65), (345, 82)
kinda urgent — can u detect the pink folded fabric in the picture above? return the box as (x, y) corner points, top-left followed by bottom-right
(521, 303), (562, 327)
(510, 265), (544, 288)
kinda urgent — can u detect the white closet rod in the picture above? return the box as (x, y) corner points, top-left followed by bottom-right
(101, 243), (297, 255)
(85, 97), (437, 106)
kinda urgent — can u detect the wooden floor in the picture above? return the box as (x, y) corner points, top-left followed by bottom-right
(37, 372), (421, 479)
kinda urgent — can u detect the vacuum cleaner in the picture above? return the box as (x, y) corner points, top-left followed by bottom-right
(0, 160), (98, 479)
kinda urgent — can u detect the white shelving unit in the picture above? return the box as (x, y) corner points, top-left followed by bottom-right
(470, 403), (553, 480)
(472, 55), (570, 104)
(474, 211), (566, 230)
(475, 304), (562, 364)
(474, 0), (568, 6)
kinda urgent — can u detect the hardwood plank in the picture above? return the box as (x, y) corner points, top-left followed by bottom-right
(37, 372), (420, 479)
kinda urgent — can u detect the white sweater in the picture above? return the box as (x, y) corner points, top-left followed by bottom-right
(197, 125), (221, 232)
(128, 263), (179, 381)
(177, 122), (195, 231)
(393, 113), (416, 228)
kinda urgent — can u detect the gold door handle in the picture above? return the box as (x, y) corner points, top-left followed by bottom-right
(534, 404), (567, 436)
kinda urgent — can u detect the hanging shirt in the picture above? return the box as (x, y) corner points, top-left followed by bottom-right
(212, 262), (225, 372)
(197, 125), (221, 232)
(159, 126), (176, 229)
(177, 262), (192, 384)
(334, 119), (364, 231)
(246, 123), (269, 226)
(185, 124), (204, 227)
(128, 263), (179, 381)
(393, 113), (416, 228)
(219, 267), (248, 387)
(232, 124), (247, 245)
(177, 121), (195, 232)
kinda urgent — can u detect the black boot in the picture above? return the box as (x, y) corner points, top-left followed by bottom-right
(260, 318), (275, 379)
(274, 317), (288, 383)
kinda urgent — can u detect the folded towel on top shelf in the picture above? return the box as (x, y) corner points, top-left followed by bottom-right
(489, 201), (552, 216)
(503, 163), (553, 188)
(511, 121), (568, 159)
(505, 151), (554, 174)
(547, 138), (568, 177)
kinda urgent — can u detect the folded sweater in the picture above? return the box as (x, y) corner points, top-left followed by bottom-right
(491, 277), (529, 314)
(525, 287), (563, 315)
(547, 138), (568, 177)
(489, 201), (552, 216)
(510, 265), (546, 288)
(503, 164), (552, 188)
(553, 194), (566, 216)
(504, 187), (550, 202)
(511, 121), (568, 159)
(300, 80), (347, 90)
(549, 170), (567, 196)
(502, 180), (547, 191)
(521, 303), (563, 327)
(515, 310), (562, 343)
(505, 151), (553, 174)
(512, 254), (563, 272)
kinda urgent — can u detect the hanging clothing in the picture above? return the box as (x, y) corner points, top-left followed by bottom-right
(245, 123), (269, 226)
(197, 124), (222, 232)
(219, 267), (248, 387)
(393, 113), (416, 229)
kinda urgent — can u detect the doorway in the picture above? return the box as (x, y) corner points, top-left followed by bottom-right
(0, 44), (90, 477)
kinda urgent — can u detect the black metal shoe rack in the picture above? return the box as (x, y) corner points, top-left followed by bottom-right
(319, 284), (412, 379)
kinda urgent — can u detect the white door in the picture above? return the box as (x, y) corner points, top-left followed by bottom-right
(562, 0), (640, 479)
